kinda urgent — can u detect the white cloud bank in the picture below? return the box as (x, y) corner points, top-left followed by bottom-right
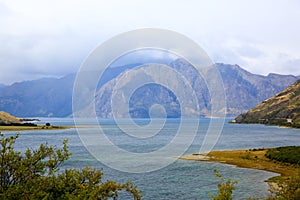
(0, 0), (300, 84)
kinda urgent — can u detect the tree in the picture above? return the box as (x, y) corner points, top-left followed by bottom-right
(0, 133), (141, 199)
(209, 169), (238, 200)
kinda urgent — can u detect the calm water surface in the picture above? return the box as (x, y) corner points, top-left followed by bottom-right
(3, 118), (300, 199)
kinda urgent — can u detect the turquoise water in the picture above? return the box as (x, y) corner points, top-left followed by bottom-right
(3, 118), (300, 199)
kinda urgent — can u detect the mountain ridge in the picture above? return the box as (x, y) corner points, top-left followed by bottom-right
(0, 61), (298, 118)
(81, 60), (298, 118)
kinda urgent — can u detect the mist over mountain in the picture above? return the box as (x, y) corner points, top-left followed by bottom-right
(0, 84), (6, 89)
(0, 60), (298, 118)
(0, 75), (75, 117)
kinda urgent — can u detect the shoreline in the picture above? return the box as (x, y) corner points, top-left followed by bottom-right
(230, 121), (300, 129)
(0, 125), (95, 132)
(180, 149), (299, 183)
(0, 125), (74, 131)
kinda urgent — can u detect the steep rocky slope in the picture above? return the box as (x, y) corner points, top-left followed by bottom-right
(234, 79), (300, 127)
(90, 60), (298, 118)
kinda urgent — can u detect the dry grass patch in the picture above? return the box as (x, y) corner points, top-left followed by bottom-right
(181, 148), (299, 182)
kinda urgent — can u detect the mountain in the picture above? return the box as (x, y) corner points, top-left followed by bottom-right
(0, 75), (75, 117)
(88, 60), (213, 118)
(0, 64), (140, 118)
(98, 63), (143, 88)
(216, 64), (298, 115)
(233, 79), (300, 128)
(85, 60), (298, 118)
(0, 60), (298, 118)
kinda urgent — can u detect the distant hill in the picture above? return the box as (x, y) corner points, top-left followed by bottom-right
(0, 111), (39, 126)
(0, 75), (75, 117)
(0, 61), (298, 118)
(233, 79), (300, 128)
(0, 111), (22, 124)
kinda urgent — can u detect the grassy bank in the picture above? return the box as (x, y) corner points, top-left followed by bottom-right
(180, 148), (299, 182)
(0, 125), (73, 131)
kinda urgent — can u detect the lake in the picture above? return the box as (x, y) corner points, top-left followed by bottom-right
(3, 118), (300, 199)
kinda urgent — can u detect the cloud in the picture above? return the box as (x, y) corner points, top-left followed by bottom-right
(0, 32), (90, 83)
(0, 2), (11, 17)
(257, 53), (300, 76)
(236, 45), (264, 59)
(111, 49), (179, 68)
(0, 0), (300, 83)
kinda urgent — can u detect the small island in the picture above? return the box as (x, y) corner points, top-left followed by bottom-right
(0, 111), (72, 131)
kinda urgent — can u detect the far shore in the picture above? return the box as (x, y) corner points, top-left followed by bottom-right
(180, 149), (299, 183)
(0, 125), (75, 131)
(0, 124), (97, 131)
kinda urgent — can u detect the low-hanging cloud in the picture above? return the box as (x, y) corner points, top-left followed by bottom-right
(1, 0), (300, 84)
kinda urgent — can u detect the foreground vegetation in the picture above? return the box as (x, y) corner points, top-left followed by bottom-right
(209, 169), (238, 200)
(0, 133), (141, 199)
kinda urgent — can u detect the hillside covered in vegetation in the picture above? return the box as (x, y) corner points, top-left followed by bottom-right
(234, 79), (300, 128)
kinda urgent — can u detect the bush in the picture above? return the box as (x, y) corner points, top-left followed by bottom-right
(265, 146), (300, 165)
(0, 133), (141, 199)
(209, 170), (238, 200)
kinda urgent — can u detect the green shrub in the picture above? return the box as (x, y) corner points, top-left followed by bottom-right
(265, 146), (300, 165)
(0, 133), (141, 199)
(209, 170), (238, 200)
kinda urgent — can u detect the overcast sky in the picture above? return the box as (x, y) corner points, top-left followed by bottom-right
(1, 0), (300, 84)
